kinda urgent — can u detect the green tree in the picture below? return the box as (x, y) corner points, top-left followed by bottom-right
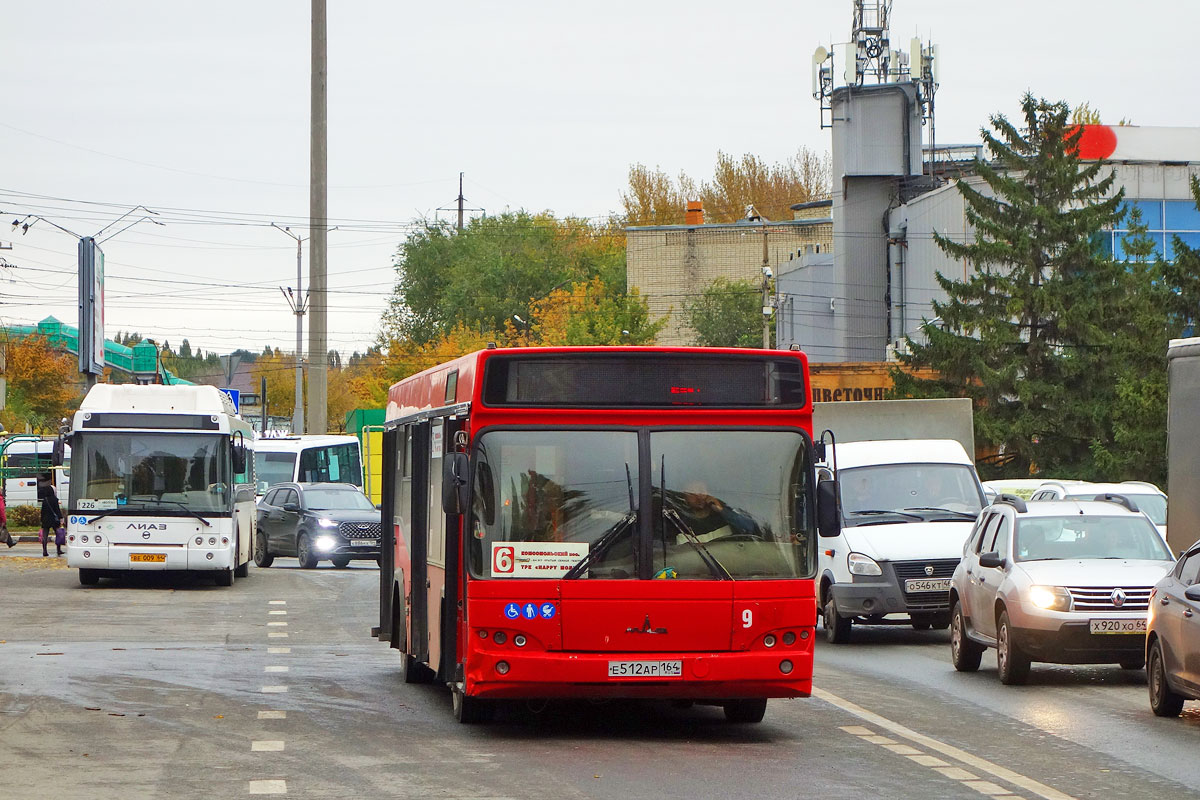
(684, 277), (768, 348)
(382, 212), (629, 345)
(892, 94), (1126, 478)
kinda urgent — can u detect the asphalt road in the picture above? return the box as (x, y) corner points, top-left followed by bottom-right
(1, 544), (1198, 799)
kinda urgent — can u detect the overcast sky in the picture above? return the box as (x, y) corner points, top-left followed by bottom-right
(3, 0), (1198, 359)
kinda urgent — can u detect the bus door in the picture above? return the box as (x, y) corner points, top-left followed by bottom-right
(409, 424), (431, 667)
(424, 418), (446, 675)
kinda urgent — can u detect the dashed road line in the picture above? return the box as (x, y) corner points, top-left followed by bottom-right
(821, 688), (1074, 800)
(265, 666), (289, 673)
(267, 622), (288, 627)
(248, 779), (287, 794)
(258, 711), (287, 720)
(269, 610), (287, 615)
(268, 600), (286, 605)
(268, 632), (288, 638)
(267, 647), (291, 654)
(261, 685), (288, 694)
(252, 740), (285, 752)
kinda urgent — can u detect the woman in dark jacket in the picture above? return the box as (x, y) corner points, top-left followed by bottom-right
(37, 472), (63, 557)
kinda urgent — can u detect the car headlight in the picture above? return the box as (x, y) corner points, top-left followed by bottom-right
(317, 518), (339, 528)
(315, 535), (337, 551)
(848, 552), (883, 576)
(1028, 585), (1072, 612)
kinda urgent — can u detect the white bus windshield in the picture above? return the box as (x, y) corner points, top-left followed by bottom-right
(255, 452), (297, 492)
(70, 433), (231, 514)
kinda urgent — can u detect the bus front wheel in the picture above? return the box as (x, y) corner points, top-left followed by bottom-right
(723, 699), (768, 723)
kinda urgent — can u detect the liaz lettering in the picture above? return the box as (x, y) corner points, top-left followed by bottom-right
(126, 523), (167, 531)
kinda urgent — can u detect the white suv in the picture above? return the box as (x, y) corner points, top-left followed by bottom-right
(1029, 481), (1167, 540)
(949, 495), (1175, 684)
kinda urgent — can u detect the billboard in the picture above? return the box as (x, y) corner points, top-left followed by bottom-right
(77, 237), (105, 375)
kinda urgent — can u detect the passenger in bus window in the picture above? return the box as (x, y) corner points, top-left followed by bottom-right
(676, 481), (760, 542)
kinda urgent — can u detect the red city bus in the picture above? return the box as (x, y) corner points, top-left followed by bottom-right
(373, 346), (834, 723)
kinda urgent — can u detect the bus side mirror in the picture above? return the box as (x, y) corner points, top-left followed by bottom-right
(52, 437), (66, 467)
(442, 452), (469, 515)
(817, 479), (841, 538)
(232, 445), (247, 474)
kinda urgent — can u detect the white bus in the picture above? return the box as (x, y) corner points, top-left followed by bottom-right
(253, 434), (363, 496)
(65, 384), (255, 586)
(1, 437), (70, 506)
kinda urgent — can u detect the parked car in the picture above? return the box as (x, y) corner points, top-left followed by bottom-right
(1029, 481), (1167, 541)
(254, 482), (381, 569)
(949, 495), (1175, 684)
(1146, 538), (1200, 716)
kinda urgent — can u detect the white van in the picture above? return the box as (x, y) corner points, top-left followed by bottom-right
(819, 438), (986, 643)
(2, 438), (70, 506)
(253, 434), (363, 496)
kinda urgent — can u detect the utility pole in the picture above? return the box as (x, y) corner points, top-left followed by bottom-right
(761, 218), (773, 349)
(272, 223), (308, 435)
(437, 173), (483, 232)
(307, 0), (328, 435)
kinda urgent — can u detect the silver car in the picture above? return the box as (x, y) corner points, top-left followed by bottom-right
(1146, 538), (1200, 716)
(949, 495), (1174, 684)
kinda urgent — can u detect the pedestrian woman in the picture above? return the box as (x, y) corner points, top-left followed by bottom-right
(37, 472), (63, 557)
(0, 484), (13, 548)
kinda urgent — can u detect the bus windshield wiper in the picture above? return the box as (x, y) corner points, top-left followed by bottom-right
(127, 496), (213, 527)
(663, 508), (733, 580)
(563, 510), (637, 579)
(564, 463), (636, 580)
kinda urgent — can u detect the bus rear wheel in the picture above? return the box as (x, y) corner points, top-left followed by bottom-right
(79, 568), (100, 586)
(452, 685), (494, 724)
(723, 699), (768, 723)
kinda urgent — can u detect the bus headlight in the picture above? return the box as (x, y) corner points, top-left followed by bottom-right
(317, 518), (338, 529)
(315, 535), (337, 551)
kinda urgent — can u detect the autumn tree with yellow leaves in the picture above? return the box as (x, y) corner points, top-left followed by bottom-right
(1, 336), (82, 433)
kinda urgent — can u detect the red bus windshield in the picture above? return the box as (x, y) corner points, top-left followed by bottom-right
(468, 428), (814, 581)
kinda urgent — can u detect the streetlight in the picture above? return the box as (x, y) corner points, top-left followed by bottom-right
(272, 223), (308, 435)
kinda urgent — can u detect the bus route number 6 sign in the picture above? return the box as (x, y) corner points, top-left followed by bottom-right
(493, 545), (515, 575)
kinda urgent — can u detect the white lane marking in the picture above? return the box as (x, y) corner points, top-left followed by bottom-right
(962, 781), (1013, 796)
(252, 741), (285, 752)
(814, 687), (1076, 800)
(267, 647), (291, 654)
(936, 766), (980, 781)
(261, 686), (288, 694)
(269, 610), (287, 615)
(265, 666), (289, 673)
(257, 711), (287, 719)
(909, 755), (951, 768)
(884, 743), (922, 756)
(840, 725), (875, 736)
(268, 632), (289, 638)
(267, 622), (288, 627)
(864, 735), (898, 745)
(248, 779), (286, 794)
(268, 600), (286, 605)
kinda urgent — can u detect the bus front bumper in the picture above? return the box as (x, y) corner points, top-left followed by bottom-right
(464, 648), (813, 700)
(66, 544), (236, 571)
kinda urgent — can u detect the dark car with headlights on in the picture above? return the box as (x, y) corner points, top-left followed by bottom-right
(254, 482), (381, 569)
(1146, 538), (1200, 716)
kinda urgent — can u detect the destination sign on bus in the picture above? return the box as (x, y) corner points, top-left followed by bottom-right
(490, 541), (589, 578)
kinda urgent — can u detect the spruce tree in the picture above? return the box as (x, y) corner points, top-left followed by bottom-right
(892, 94), (1125, 478)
